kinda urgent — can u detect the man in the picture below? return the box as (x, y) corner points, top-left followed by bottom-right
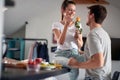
(68, 5), (111, 80)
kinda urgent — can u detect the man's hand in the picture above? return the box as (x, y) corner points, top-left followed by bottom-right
(68, 57), (79, 68)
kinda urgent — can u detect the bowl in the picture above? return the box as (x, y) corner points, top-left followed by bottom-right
(26, 64), (40, 72)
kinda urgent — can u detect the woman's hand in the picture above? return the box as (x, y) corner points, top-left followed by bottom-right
(63, 13), (73, 27)
(78, 49), (84, 54)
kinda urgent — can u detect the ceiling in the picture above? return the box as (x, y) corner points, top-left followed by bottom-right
(4, 0), (120, 35)
(73, 0), (109, 4)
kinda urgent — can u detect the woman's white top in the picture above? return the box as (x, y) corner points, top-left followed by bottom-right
(52, 22), (78, 50)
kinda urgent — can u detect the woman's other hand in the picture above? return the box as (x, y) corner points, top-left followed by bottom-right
(74, 29), (80, 39)
(74, 29), (83, 48)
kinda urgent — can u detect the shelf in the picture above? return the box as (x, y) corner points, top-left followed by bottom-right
(8, 48), (20, 51)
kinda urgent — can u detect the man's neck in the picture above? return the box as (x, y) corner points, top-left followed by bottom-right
(90, 22), (101, 30)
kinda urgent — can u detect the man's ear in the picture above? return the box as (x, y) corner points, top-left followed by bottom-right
(91, 13), (94, 18)
(89, 13), (95, 21)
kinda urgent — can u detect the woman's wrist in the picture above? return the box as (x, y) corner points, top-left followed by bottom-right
(78, 49), (81, 53)
(78, 49), (84, 54)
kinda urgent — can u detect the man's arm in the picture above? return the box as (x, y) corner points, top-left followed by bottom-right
(68, 53), (104, 69)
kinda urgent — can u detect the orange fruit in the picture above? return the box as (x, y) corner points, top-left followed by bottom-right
(76, 17), (80, 22)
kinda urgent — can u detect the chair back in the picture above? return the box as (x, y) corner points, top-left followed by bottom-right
(112, 71), (120, 80)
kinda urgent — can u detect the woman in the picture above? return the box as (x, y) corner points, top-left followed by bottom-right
(52, 0), (84, 80)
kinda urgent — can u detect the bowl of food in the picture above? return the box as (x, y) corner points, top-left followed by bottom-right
(27, 58), (42, 72)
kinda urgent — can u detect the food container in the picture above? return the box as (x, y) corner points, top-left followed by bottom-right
(26, 63), (40, 72)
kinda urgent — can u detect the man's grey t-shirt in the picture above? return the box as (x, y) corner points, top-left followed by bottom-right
(84, 27), (111, 80)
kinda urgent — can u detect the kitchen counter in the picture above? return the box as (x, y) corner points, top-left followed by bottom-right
(1, 67), (70, 80)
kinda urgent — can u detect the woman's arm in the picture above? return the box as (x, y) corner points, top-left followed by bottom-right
(76, 34), (83, 48)
(52, 13), (73, 45)
(52, 23), (68, 45)
(74, 29), (83, 49)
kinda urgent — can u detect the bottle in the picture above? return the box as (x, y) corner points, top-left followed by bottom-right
(75, 17), (82, 34)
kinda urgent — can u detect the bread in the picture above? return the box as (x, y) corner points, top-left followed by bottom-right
(16, 62), (27, 69)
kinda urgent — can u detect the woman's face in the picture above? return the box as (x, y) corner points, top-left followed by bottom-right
(64, 4), (76, 19)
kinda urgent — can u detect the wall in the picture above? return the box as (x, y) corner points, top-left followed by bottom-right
(7, 26), (26, 38)
(25, 0), (61, 60)
(24, 1), (120, 80)
(25, 1), (120, 59)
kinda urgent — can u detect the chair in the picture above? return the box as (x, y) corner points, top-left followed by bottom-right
(112, 71), (120, 80)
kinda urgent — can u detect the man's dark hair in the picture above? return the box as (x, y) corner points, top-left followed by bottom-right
(88, 5), (107, 24)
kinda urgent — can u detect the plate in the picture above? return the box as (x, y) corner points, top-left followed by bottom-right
(40, 63), (56, 70)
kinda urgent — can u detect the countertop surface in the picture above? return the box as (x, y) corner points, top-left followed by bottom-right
(1, 67), (70, 80)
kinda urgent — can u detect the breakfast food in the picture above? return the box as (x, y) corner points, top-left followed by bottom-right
(75, 17), (82, 34)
